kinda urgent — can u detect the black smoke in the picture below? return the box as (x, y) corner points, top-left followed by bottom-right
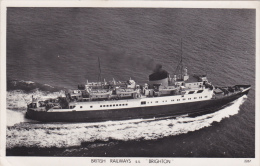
(149, 64), (169, 81)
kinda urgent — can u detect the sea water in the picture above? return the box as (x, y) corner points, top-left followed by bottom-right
(6, 8), (255, 157)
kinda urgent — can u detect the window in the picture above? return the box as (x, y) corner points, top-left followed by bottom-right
(141, 101), (146, 105)
(90, 106), (93, 108)
(103, 105), (105, 107)
(113, 104), (115, 107)
(107, 105), (109, 107)
(155, 101), (158, 103)
(177, 99), (180, 101)
(100, 105), (102, 107)
(116, 104), (118, 106)
(194, 97), (197, 99)
(119, 104), (121, 106)
(126, 103), (128, 106)
(188, 91), (195, 94)
(197, 90), (203, 93)
(183, 98), (186, 101)
(110, 105), (112, 107)
(205, 96), (208, 98)
(122, 104), (125, 106)
(80, 106), (83, 108)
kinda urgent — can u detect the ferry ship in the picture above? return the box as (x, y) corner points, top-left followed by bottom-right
(26, 60), (251, 122)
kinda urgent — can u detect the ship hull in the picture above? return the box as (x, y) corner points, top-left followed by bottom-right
(26, 88), (250, 122)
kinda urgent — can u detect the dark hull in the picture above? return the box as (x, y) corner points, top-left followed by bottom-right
(26, 89), (250, 122)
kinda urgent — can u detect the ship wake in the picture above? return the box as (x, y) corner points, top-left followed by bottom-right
(6, 89), (248, 149)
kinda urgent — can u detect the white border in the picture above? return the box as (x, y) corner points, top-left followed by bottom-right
(0, 1), (259, 166)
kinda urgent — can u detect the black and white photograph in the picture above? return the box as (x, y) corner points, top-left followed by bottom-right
(1, 1), (259, 166)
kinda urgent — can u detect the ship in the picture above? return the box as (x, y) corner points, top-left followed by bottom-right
(26, 58), (251, 122)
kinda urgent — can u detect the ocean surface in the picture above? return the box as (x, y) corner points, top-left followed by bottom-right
(6, 8), (255, 157)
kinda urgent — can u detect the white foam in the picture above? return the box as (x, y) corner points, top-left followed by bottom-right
(44, 84), (54, 88)
(6, 109), (26, 126)
(19, 80), (35, 84)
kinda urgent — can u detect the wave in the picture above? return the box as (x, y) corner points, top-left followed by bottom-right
(7, 79), (66, 92)
(6, 90), (248, 149)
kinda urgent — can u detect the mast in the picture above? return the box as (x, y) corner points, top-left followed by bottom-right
(174, 38), (184, 80)
(97, 57), (102, 82)
(180, 38), (183, 78)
